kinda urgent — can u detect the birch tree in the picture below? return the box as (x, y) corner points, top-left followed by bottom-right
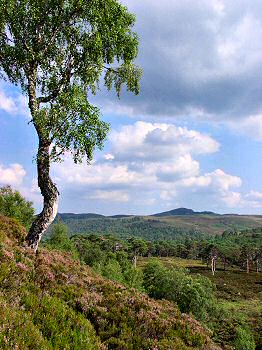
(0, 0), (141, 250)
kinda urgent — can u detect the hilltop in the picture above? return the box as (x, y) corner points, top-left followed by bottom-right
(152, 208), (218, 217)
(0, 215), (221, 350)
(54, 208), (262, 240)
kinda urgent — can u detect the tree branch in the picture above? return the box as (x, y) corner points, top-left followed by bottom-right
(37, 59), (74, 104)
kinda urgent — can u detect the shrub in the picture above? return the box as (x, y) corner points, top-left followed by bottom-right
(0, 214), (27, 243)
(234, 327), (256, 350)
(0, 186), (34, 230)
(143, 259), (216, 322)
(46, 221), (78, 258)
(22, 294), (100, 349)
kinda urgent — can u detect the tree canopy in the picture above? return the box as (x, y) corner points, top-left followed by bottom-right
(0, 0), (142, 249)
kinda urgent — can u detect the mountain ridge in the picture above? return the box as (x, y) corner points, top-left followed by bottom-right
(58, 207), (218, 219)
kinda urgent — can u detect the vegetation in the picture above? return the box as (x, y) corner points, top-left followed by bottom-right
(0, 190), (261, 349)
(0, 186), (35, 230)
(53, 214), (204, 240)
(0, 215), (220, 350)
(0, 0), (142, 250)
(44, 229), (260, 349)
(55, 211), (262, 238)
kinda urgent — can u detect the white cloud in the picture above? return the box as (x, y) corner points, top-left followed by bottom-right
(0, 89), (28, 116)
(0, 163), (26, 186)
(90, 190), (129, 202)
(176, 169), (242, 196)
(155, 154), (200, 181)
(246, 190), (262, 201)
(221, 191), (242, 208)
(104, 153), (115, 161)
(0, 91), (17, 114)
(110, 121), (219, 161)
(228, 114), (262, 140)
(53, 162), (139, 187)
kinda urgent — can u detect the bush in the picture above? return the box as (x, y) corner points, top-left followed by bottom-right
(23, 294), (100, 349)
(46, 221), (78, 258)
(143, 259), (216, 322)
(234, 327), (256, 350)
(0, 186), (35, 230)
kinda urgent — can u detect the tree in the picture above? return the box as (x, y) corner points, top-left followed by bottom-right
(0, 186), (35, 229)
(0, 0), (142, 251)
(143, 260), (216, 322)
(127, 237), (147, 268)
(47, 220), (77, 255)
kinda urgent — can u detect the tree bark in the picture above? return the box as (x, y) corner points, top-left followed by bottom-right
(25, 71), (59, 251)
(26, 139), (59, 251)
(211, 257), (216, 275)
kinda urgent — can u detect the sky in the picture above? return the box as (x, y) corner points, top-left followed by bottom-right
(1, 0), (262, 215)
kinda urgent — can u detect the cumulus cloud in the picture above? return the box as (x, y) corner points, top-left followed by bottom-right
(0, 88), (28, 116)
(51, 120), (247, 212)
(109, 121), (219, 161)
(0, 163), (26, 186)
(90, 190), (129, 202)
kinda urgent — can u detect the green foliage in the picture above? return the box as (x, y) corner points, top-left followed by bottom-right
(54, 215), (202, 240)
(0, 296), (50, 350)
(46, 221), (78, 258)
(22, 294), (100, 350)
(94, 258), (124, 284)
(0, 215), (216, 350)
(72, 234), (144, 290)
(0, 0), (141, 163)
(143, 260), (216, 322)
(0, 214), (27, 243)
(0, 186), (35, 230)
(234, 327), (256, 350)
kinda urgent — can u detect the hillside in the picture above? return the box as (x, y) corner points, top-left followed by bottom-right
(152, 208), (217, 217)
(0, 215), (221, 350)
(54, 210), (262, 239)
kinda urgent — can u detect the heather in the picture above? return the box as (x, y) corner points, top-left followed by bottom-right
(0, 215), (220, 350)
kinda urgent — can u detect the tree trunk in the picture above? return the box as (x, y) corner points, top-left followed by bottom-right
(25, 72), (59, 251)
(211, 257), (216, 275)
(246, 258), (250, 273)
(133, 255), (137, 268)
(26, 139), (59, 251)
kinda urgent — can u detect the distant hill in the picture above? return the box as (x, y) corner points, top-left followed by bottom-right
(58, 213), (105, 220)
(50, 209), (262, 241)
(152, 207), (217, 217)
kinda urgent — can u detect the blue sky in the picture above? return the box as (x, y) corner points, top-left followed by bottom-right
(1, 0), (262, 215)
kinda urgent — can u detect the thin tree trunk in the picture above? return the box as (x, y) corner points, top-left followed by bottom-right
(211, 257), (216, 275)
(246, 258), (250, 273)
(133, 255), (137, 268)
(25, 71), (59, 251)
(26, 139), (59, 251)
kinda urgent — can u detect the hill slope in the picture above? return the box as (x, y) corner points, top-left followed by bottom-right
(55, 211), (262, 239)
(0, 215), (221, 350)
(152, 208), (217, 216)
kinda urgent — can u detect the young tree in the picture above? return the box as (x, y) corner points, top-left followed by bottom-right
(47, 220), (75, 253)
(128, 237), (147, 268)
(0, 1), (141, 250)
